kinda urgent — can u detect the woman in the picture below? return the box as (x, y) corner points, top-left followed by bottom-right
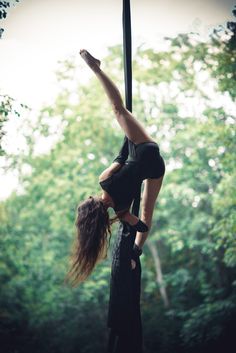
(66, 50), (165, 286)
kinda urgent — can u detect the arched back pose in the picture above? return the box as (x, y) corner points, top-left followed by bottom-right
(66, 50), (165, 286)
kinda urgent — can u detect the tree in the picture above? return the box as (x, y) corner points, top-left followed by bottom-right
(0, 1), (20, 37)
(1, 11), (236, 353)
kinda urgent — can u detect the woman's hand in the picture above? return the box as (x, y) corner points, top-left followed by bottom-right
(131, 259), (136, 270)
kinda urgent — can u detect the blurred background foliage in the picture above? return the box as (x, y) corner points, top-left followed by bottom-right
(0, 18), (236, 353)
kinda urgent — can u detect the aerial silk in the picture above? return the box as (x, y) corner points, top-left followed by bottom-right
(106, 1), (143, 352)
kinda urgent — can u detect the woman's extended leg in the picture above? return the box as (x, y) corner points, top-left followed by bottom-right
(80, 49), (155, 145)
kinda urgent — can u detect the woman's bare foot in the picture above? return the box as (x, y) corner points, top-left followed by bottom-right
(80, 49), (101, 71)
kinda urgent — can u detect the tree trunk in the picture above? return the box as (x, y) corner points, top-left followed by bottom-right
(146, 240), (170, 308)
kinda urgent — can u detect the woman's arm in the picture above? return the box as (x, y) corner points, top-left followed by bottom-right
(99, 161), (122, 181)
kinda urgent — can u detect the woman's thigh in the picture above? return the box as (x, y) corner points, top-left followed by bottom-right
(114, 106), (155, 144)
(141, 176), (164, 217)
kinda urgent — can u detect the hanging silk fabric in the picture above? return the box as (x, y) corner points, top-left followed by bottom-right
(106, 1), (143, 352)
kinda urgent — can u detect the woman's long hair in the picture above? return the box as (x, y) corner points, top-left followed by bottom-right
(65, 195), (119, 287)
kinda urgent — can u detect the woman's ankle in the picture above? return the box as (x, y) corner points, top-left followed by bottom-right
(122, 212), (139, 225)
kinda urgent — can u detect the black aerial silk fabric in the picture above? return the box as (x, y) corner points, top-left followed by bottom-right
(107, 221), (143, 353)
(105, 136), (143, 353)
(106, 1), (165, 350)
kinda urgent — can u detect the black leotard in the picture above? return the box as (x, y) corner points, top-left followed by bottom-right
(99, 136), (165, 212)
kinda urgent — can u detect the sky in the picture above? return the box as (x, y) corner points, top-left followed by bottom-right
(0, 0), (235, 199)
(0, 0), (235, 108)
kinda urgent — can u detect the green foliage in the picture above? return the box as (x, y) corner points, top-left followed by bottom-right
(1, 19), (236, 353)
(0, 1), (20, 37)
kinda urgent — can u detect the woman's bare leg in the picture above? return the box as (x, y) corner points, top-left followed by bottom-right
(80, 49), (155, 145)
(135, 176), (164, 248)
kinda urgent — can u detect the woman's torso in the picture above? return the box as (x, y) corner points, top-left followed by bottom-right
(99, 139), (165, 212)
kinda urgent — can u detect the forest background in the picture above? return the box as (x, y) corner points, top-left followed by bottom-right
(0, 1), (236, 353)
